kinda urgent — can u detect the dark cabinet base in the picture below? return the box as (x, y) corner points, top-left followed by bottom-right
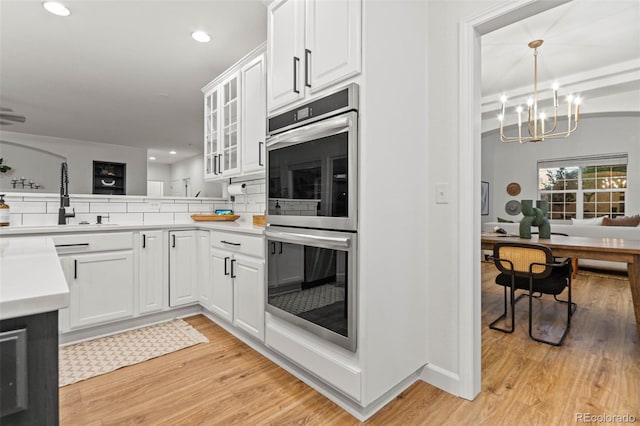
(1, 311), (59, 426)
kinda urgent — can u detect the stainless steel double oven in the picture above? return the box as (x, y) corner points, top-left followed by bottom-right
(265, 84), (358, 351)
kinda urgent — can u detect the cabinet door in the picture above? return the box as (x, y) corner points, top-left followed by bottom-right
(197, 231), (212, 308)
(139, 230), (166, 314)
(210, 248), (234, 322)
(69, 251), (134, 329)
(220, 73), (241, 177)
(267, 0), (305, 112)
(233, 254), (265, 341)
(169, 231), (198, 307)
(241, 53), (266, 174)
(305, 0), (361, 93)
(204, 88), (220, 179)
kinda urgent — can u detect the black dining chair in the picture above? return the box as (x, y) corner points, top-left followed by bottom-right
(488, 241), (576, 346)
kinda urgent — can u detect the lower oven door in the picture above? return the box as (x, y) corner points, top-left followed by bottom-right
(265, 226), (357, 352)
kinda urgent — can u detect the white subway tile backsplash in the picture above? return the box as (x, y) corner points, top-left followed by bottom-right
(8, 214), (22, 226)
(174, 213), (195, 223)
(160, 203), (188, 213)
(0, 193), (236, 226)
(90, 202), (127, 213)
(143, 212), (174, 224)
(46, 201), (90, 214)
(9, 201), (47, 214)
(22, 213), (58, 226)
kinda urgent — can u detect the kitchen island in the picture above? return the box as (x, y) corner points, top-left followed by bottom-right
(0, 236), (70, 426)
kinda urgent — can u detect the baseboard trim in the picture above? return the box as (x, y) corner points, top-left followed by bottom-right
(420, 363), (461, 397)
(59, 305), (201, 345)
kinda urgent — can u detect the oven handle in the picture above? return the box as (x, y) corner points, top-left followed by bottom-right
(266, 115), (352, 150)
(265, 229), (351, 250)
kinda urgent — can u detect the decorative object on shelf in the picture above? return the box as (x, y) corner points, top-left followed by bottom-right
(498, 40), (581, 143)
(0, 158), (11, 173)
(10, 176), (42, 190)
(93, 161), (126, 195)
(190, 214), (240, 222)
(519, 199), (550, 239)
(0, 194), (10, 226)
(505, 200), (521, 216)
(481, 181), (489, 215)
(506, 182), (521, 196)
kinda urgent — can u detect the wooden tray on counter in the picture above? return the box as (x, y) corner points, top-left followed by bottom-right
(190, 214), (240, 222)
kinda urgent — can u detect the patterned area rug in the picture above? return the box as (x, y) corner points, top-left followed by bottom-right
(59, 319), (208, 387)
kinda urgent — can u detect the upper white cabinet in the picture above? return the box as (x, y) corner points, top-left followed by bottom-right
(204, 74), (240, 179)
(241, 53), (267, 175)
(267, 0), (362, 112)
(203, 44), (266, 181)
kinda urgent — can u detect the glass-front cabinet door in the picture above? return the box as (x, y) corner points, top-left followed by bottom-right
(204, 87), (219, 179)
(221, 74), (240, 177)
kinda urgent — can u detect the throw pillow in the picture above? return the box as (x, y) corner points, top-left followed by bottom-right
(602, 215), (640, 227)
(571, 216), (606, 226)
(497, 217), (515, 223)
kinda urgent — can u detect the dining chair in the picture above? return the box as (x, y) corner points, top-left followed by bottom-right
(488, 242), (576, 346)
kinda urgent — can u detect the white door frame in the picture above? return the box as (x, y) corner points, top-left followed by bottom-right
(457, 0), (571, 399)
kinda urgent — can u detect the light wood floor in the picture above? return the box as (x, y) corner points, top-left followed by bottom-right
(59, 263), (640, 425)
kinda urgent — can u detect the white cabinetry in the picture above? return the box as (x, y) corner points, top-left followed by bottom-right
(138, 230), (166, 314)
(169, 230), (199, 307)
(267, 0), (361, 112)
(241, 53), (266, 174)
(204, 74), (240, 179)
(203, 43), (266, 181)
(55, 233), (135, 330)
(197, 230), (212, 308)
(209, 231), (265, 341)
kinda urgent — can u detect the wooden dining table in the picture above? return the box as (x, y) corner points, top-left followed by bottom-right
(481, 233), (640, 336)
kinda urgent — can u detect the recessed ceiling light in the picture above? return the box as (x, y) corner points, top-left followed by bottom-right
(191, 31), (211, 43)
(169, 151), (177, 155)
(148, 157), (156, 161)
(43, 1), (71, 16)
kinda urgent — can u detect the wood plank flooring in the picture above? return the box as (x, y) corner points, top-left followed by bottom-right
(59, 263), (639, 425)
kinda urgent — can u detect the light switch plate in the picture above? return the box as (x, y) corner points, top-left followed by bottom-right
(436, 182), (449, 204)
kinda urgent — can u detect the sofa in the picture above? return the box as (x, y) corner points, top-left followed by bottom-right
(482, 217), (640, 272)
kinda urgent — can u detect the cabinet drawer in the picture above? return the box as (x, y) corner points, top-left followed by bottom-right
(210, 231), (264, 258)
(53, 232), (133, 254)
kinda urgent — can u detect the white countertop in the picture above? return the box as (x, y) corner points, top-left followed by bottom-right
(0, 220), (266, 237)
(0, 236), (70, 320)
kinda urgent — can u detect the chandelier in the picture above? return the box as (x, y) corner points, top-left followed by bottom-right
(498, 40), (581, 143)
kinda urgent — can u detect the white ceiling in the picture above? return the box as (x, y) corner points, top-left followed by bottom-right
(1, 0), (638, 159)
(0, 0), (267, 163)
(481, 0), (640, 129)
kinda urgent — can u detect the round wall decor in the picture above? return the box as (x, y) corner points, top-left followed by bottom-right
(505, 200), (521, 215)
(507, 182), (521, 196)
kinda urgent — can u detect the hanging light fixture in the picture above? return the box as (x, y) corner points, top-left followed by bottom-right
(498, 40), (582, 143)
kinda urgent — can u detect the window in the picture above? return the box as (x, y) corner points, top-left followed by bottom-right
(538, 154), (627, 220)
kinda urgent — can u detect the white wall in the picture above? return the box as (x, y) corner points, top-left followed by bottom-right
(482, 115), (640, 223)
(0, 130), (147, 195)
(168, 155), (223, 198)
(147, 156), (224, 198)
(424, 0), (503, 394)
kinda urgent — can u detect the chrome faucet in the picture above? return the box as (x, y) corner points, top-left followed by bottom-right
(58, 162), (75, 225)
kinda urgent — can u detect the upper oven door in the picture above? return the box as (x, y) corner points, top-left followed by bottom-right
(266, 111), (358, 231)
